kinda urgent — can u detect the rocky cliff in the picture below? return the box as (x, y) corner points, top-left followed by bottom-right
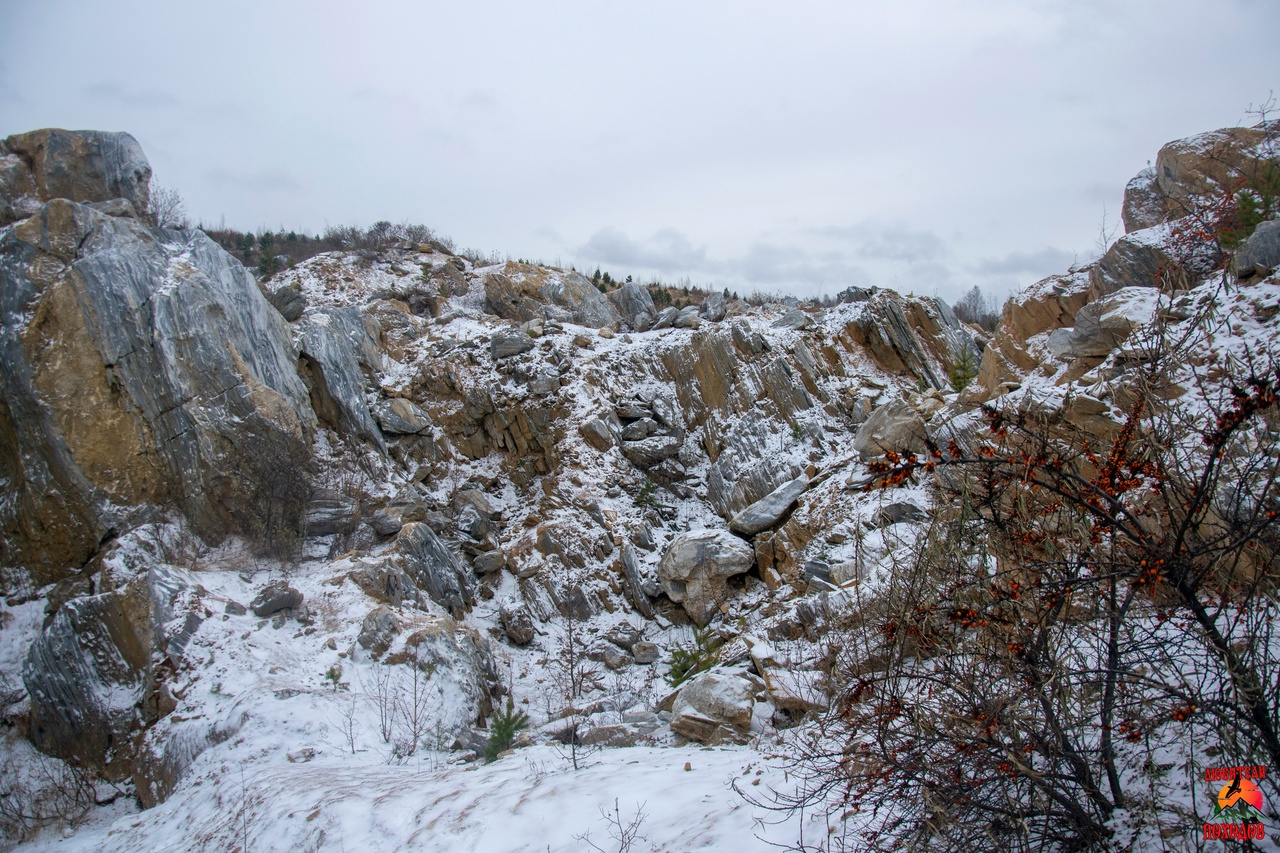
(0, 122), (1276, 848)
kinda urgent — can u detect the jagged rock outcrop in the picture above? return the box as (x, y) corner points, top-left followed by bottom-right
(1, 189), (315, 592)
(394, 522), (475, 618)
(851, 399), (928, 459)
(1123, 122), (1278, 232)
(1, 129), (151, 227)
(484, 263), (620, 327)
(294, 307), (384, 448)
(1237, 219), (1280, 278)
(658, 529), (754, 625)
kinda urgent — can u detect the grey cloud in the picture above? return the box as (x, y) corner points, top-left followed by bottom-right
(207, 167), (302, 194)
(85, 82), (179, 110)
(719, 242), (872, 289)
(462, 90), (499, 111)
(975, 247), (1076, 275)
(808, 222), (950, 264)
(578, 227), (706, 272)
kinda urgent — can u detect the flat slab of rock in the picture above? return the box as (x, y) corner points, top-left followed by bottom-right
(658, 529), (754, 626)
(373, 398), (433, 435)
(729, 475), (808, 536)
(621, 435), (680, 467)
(579, 417), (615, 451)
(491, 327), (535, 359)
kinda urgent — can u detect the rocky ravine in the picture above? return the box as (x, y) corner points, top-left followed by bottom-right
(0, 124), (1277, 849)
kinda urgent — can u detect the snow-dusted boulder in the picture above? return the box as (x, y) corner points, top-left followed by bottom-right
(658, 529), (754, 626)
(669, 670), (755, 742)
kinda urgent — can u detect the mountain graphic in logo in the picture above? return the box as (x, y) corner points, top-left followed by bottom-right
(1213, 776), (1265, 822)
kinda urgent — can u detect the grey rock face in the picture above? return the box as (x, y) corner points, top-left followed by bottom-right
(729, 475), (809, 536)
(620, 543), (655, 619)
(706, 411), (804, 518)
(0, 198), (315, 589)
(499, 600), (536, 646)
(1087, 231), (1176, 298)
(850, 293), (945, 390)
(484, 270), (620, 327)
(700, 291), (727, 322)
(621, 417), (660, 441)
(295, 307), (383, 448)
(658, 529), (754, 626)
(673, 306), (701, 329)
(632, 641), (660, 664)
(472, 550), (506, 574)
(852, 399), (927, 459)
(491, 327), (535, 359)
(305, 489), (360, 536)
(369, 509), (405, 537)
(2, 129), (151, 226)
(1237, 219), (1280, 277)
(669, 671), (754, 743)
(1066, 291), (1144, 358)
(251, 580), (303, 616)
(395, 522), (475, 618)
(1121, 167), (1165, 233)
(607, 281), (656, 330)
(650, 306), (680, 330)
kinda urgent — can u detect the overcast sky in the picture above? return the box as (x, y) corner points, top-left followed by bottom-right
(3, 1), (1277, 303)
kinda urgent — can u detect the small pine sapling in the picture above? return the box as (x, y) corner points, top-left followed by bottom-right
(484, 702), (530, 762)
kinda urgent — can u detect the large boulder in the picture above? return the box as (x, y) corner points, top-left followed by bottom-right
(700, 291), (727, 322)
(658, 529), (754, 626)
(1063, 288), (1157, 359)
(2, 129), (151, 227)
(250, 580), (303, 616)
(1237, 219), (1280, 278)
(0, 196), (316, 591)
(372, 397), (433, 435)
(851, 399), (927, 460)
(607, 281), (656, 330)
(669, 670), (755, 743)
(621, 435), (681, 468)
(24, 565), (197, 790)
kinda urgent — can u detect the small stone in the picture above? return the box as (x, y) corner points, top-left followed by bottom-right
(633, 641), (659, 664)
(224, 600), (247, 616)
